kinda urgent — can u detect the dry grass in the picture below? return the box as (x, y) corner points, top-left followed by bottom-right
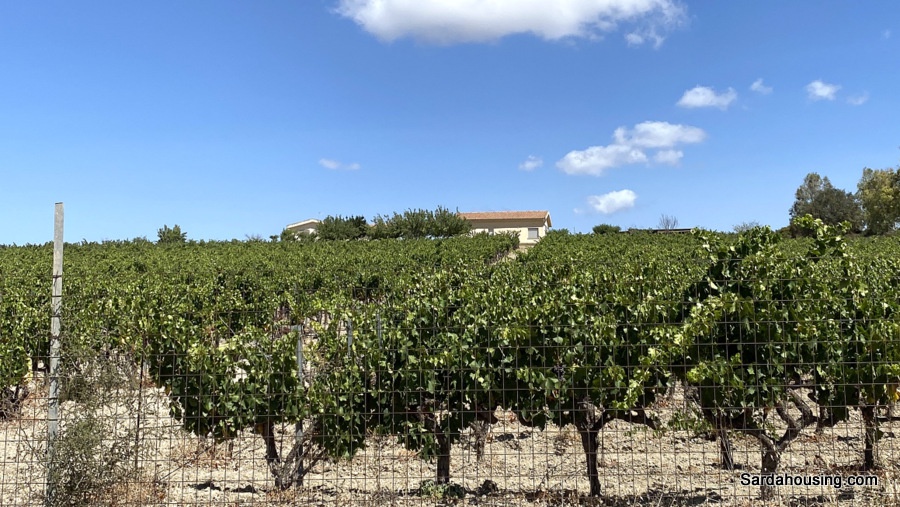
(170, 438), (236, 471)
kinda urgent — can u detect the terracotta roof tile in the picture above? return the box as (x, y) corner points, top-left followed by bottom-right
(459, 211), (551, 226)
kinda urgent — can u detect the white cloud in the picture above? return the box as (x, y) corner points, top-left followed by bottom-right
(676, 86), (737, 109)
(558, 144), (647, 175)
(519, 155), (544, 171)
(653, 149), (683, 165)
(847, 93), (869, 106)
(750, 78), (773, 95)
(806, 80), (841, 101)
(624, 32), (645, 45)
(624, 26), (665, 48)
(613, 121), (706, 148)
(883, 29), (891, 40)
(319, 158), (341, 170)
(587, 189), (637, 214)
(319, 158), (361, 170)
(557, 121), (705, 176)
(336, 0), (686, 45)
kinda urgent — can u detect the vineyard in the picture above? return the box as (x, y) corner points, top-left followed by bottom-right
(3, 220), (900, 506)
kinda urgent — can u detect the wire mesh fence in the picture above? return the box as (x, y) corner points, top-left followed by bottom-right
(4, 216), (900, 505)
(3, 277), (900, 507)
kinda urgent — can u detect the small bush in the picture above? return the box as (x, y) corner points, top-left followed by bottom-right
(418, 479), (466, 499)
(45, 413), (141, 507)
(24, 335), (159, 507)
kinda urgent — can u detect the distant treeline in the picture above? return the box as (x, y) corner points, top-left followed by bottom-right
(285, 206), (473, 241)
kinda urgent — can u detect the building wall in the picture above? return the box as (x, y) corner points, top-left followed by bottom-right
(294, 225), (318, 235)
(468, 218), (549, 245)
(286, 222), (319, 236)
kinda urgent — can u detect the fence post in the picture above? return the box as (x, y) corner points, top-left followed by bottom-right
(376, 312), (382, 349)
(347, 319), (353, 353)
(293, 323), (305, 485)
(46, 202), (64, 506)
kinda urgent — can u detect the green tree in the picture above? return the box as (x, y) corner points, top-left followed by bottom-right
(316, 215), (368, 241)
(857, 167), (900, 235)
(157, 224), (186, 244)
(592, 224), (621, 234)
(396, 209), (430, 238)
(430, 206), (472, 238)
(368, 215), (400, 240)
(369, 207), (471, 239)
(789, 173), (863, 234)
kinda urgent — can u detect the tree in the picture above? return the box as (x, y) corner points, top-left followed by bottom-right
(369, 207), (472, 240)
(857, 167), (900, 235)
(395, 209), (430, 239)
(279, 229), (298, 242)
(368, 215), (399, 240)
(157, 224), (186, 244)
(789, 173), (863, 234)
(316, 215), (368, 241)
(430, 206), (472, 238)
(592, 224), (621, 234)
(657, 214), (678, 230)
(732, 221), (760, 233)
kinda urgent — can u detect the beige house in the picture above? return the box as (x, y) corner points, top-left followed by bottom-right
(458, 210), (552, 246)
(284, 218), (320, 236)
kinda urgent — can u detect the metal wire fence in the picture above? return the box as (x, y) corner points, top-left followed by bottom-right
(3, 278), (900, 507)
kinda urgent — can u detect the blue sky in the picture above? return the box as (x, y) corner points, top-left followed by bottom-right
(1, 1), (897, 243)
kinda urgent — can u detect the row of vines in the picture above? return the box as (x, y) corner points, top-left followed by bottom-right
(2, 218), (900, 499)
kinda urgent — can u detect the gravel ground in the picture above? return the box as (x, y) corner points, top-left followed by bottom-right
(3, 382), (900, 507)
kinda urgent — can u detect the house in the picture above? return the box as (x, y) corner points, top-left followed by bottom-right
(284, 218), (320, 236)
(458, 210), (552, 246)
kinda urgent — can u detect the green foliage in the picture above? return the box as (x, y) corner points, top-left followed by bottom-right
(857, 166), (900, 235)
(0, 233), (520, 488)
(368, 215), (399, 240)
(317, 207), (472, 241)
(431, 206), (472, 238)
(592, 224), (621, 234)
(789, 173), (863, 234)
(543, 228), (570, 239)
(418, 480), (465, 499)
(157, 224), (187, 244)
(370, 206), (472, 239)
(278, 228), (315, 243)
(672, 225), (796, 409)
(317, 215), (368, 241)
(795, 215), (900, 460)
(5, 221), (900, 495)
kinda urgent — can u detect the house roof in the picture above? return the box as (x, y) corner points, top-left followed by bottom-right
(459, 210), (552, 227)
(285, 218), (321, 230)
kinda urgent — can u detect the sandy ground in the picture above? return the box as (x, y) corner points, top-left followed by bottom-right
(3, 381), (900, 507)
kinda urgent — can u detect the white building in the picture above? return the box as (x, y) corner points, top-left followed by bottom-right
(458, 210), (552, 246)
(284, 218), (320, 237)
